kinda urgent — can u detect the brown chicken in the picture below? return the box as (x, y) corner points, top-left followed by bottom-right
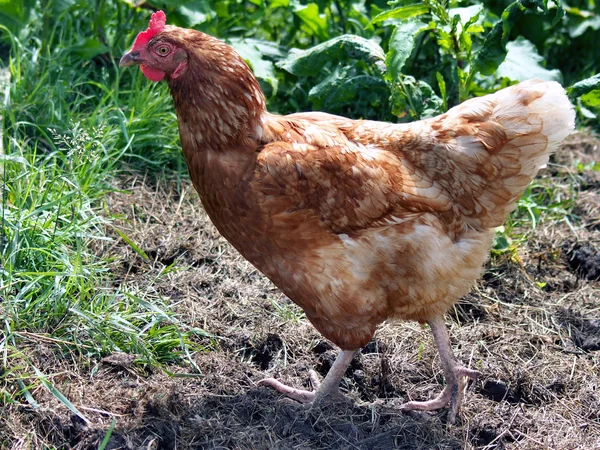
(120, 11), (575, 422)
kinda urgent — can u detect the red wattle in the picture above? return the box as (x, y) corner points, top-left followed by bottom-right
(141, 65), (166, 82)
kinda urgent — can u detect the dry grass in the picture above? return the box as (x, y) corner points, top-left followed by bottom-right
(1, 132), (599, 449)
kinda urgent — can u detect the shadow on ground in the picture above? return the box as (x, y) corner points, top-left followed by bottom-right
(108, 389), (459, 450)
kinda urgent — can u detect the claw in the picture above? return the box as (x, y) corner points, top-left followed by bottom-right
(258, 377), (317, 403)
(400, 317), (480, 424)
(401, 365), (480, 423)
(258, 350), (356, 405)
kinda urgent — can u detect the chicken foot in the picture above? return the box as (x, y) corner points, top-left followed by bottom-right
(258, 349), (357, 404)
(401, 316), (480, 423)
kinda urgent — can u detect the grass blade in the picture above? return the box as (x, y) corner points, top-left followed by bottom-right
(31, 364), (90, 425)
(115, 229), (149, 261)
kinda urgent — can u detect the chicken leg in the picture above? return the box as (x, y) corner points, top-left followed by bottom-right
(401, 316), (480, 423)
(258, 349), (357, 404)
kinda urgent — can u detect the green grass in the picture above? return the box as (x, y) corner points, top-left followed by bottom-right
(0, 110), (208, 397)
(492, 168), (581, 256)
(0, 3), (208, 417)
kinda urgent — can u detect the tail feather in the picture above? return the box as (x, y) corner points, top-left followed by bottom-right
(423, 79), (575, 230)
(473, 79), (574, 227)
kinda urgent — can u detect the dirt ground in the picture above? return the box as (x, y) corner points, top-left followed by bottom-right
(2, 132), (600, 449)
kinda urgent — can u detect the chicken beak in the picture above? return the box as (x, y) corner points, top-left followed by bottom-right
(119, 51), (143, 67)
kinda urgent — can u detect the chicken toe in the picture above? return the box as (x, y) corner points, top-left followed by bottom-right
(258, 349), (356, 405)
(401, 316), (480, 423)
(257, 371), (318, 403)
(401, 364), (480, 423)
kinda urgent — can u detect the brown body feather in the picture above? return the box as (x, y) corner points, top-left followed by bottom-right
(149, 27), (574, 350)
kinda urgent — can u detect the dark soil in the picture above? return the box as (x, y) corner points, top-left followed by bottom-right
(2, 131), (600, 449)
(566, 243), (600, 281)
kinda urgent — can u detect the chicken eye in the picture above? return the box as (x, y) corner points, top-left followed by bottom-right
(156, 45), (171, 56)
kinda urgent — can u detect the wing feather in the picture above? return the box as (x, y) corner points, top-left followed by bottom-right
(254, 80), (574, 237)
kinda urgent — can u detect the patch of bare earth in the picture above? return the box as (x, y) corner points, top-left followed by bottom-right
(2, 132), (600, 449)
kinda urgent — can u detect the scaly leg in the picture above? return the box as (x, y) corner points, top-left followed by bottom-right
(258, 349), (357, 404)
(402, 316), (480, 423)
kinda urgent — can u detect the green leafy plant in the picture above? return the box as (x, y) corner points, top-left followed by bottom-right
(276, 0), (580, 120)
(568, 73), (600, 119)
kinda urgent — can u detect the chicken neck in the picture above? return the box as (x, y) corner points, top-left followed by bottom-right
(167, 33), (267, 153)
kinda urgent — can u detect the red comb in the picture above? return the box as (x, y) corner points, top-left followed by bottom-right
(131, 10), (167, 51)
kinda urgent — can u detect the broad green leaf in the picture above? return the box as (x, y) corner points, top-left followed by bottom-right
(581, 91), (600, 107)
(391, 75), (443, 119)
(442, 57), (460, 106)
(472, 0), (543, 77)
(411, 79), (443, 118)
(295, 3), (329, 41)
(385, 20), (428, 82)
(237, 39), (287, 60)
(568, 73), (600, 97)
(568, 15), (600, 38)
(496, 37), (562, 82)
(278, 35), (385, 77)
(176, 4), (210, 27)
(569, 74), (600, 107)
(321, 75), (389, 110)
(493, 234), (512, 252)
(50, 0), (77, 14)
(449, 4), (483, 25)
(149, 0), (209, 9)
(577, 101), (597, 119)
(369, 3), (429, 27)
(308, 69), (388, 110)
(308, 66), (350, 108)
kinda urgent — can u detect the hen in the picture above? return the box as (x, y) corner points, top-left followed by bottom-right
(120, 11), (575, 422)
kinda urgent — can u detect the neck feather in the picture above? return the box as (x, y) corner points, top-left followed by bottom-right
(167, 34), (267, 152)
